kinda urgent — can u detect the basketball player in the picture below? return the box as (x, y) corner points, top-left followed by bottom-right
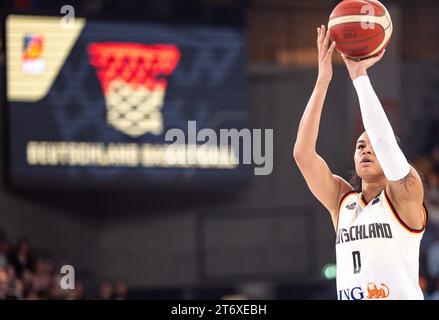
(293, 25), (427, 300)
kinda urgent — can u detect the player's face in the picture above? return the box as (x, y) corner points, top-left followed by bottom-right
(354, 132), (385, 180)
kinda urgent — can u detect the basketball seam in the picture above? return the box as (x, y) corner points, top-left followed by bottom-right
(328, 14), (389, 31)
(366, 17), (392, 57)
(330, 12), (385, 20)
(330, 22), (391, 45)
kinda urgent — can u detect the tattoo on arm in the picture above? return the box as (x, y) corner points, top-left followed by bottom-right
(399, 172), (416, 193)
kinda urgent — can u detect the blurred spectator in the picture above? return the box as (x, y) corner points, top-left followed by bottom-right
(98, 279), (113, 300)
(32, 258), (54, 293)
(114, 278), (128, 300)
(221, 293), (249, 300)
(423, 172), (439, 249)
(427, 172), (439, 205)
(49, 275), (67, 300)
(419, 275), (429, 298)
(432, 146), (439, 173)
(0, 256), (7, 270)
(0, 227), (128, 300)
(427, 233), (439, 280)
(10, 236), (35, 278)
(66, 278), (86, 300)
(429, 278), (439, 300)
(14, 279), (25, 299)
(0, 266), (18, 300)
(0, 235), (13, 266)
(24, 290), (39, 300)
(37, 291), (49, 300)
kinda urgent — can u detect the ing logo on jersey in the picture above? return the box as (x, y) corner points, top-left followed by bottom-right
(367, 282), (390, 299)
(338, 286), (364, 300)
(338, 282), (390, 300)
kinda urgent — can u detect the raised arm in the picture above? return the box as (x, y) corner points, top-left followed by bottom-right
(294, 26), (353, 228)
(342, 52), (425, 231)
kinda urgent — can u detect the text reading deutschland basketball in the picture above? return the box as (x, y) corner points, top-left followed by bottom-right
(25, 122), (273, 175)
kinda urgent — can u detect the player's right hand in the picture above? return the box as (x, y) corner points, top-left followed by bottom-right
(341, 49), (386, 81)
(317, 25), (336, 84)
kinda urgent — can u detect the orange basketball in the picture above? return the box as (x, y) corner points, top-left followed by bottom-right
(328, 0), (392, 59)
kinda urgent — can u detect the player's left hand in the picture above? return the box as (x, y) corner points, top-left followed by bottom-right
(341, 49), (386, 81)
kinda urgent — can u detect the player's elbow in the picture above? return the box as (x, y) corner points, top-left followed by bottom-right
(293, 144), (313, 167)
(293, 144), (303, 163)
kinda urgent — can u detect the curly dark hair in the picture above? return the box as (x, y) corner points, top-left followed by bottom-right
(348, 134), (404, 192)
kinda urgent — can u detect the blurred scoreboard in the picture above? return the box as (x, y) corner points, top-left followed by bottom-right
(5, 15), (249, 190)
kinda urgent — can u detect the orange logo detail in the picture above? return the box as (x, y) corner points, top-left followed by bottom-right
(367, 283), (390, 299)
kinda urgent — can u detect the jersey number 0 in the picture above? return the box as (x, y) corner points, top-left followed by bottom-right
(352, 251), (361, 274)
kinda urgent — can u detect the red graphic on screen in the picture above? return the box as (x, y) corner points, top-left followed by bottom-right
(87, 43), (180, 137)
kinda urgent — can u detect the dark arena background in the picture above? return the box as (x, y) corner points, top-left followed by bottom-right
(0, 0), (438, 302)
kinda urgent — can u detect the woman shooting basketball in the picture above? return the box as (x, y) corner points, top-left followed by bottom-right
(293, 25), (427, 300)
